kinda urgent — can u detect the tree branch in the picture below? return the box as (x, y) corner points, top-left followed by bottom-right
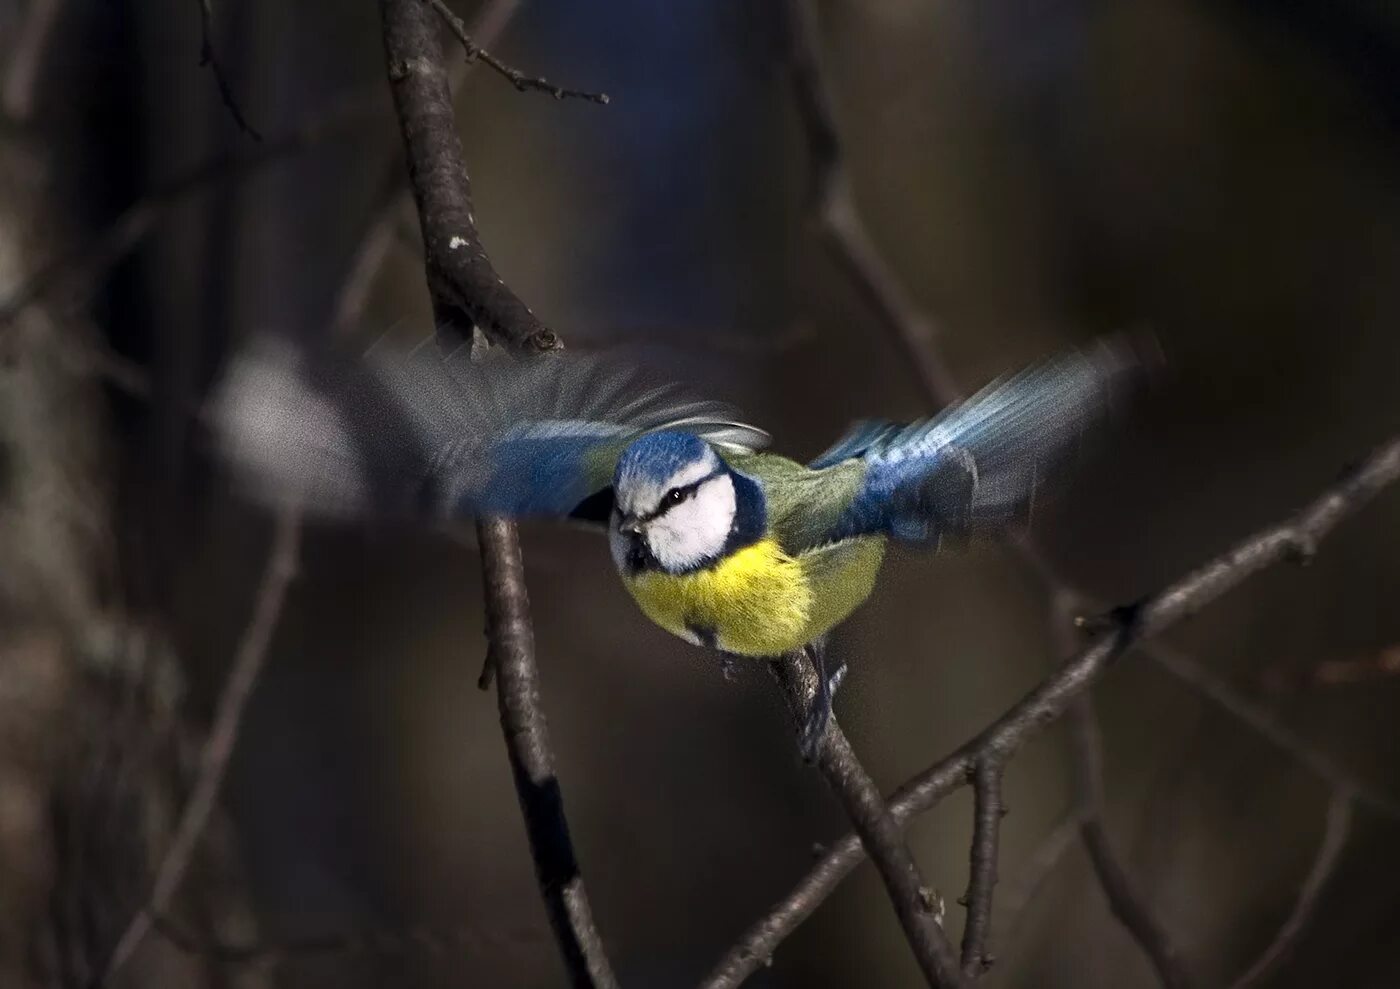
(782, 0), (960, 407)
(423, 0), (608, 104)
(701, 436), (1400, 988)
(770, 653), (960, 988)
(94, 509), (300, 988)
(0, 90), (380, 331)
(2, 0), (63, 121)
(378, 2), (617, 986)
(1071, 697), (1194, 988)
(381, 0), (561, 352)
(1229, 789), (1354, 989)
(1147, 644), (1400, 820)
(333, 0), (522, 334)
(193, 0), (261, 141)
(959, 760), (1005, 977)
(998, 808), (1086, 945)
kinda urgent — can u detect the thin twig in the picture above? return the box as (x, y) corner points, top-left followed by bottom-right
(1071, 697), (1194, 989)
(1229, 789), (1354, 989)
(193, 0), (261, 140)
(2, 0), (63, 121)
(783, 0), (959, 405)
(0, 90), (381, 330)
(94, 510), (301, 988)
(422, 0), (608, 104)
(1147, 644), (1400, 820)
(770, 653), (960, 988)
(333, 0), (522, 334)
(999, 808), (1087, 946)
(379, 2), (617, 985)
(700, 436), (1400, 988)
(152, 910), (536, 963)
(959, 760), (1005, 978)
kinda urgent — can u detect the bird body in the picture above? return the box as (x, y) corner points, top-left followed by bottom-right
(215, 334), (1149, 754)
(621, 450), (887, 656)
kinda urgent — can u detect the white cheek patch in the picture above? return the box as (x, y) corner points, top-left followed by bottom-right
(645, 474), (737, 571)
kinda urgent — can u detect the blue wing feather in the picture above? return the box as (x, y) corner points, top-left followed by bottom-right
(821, 338), (1151, 544)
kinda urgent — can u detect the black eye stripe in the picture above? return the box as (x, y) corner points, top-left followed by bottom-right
(637, 469), (722, 522)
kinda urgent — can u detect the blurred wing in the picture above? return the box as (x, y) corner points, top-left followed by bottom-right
(214, 335), (769, 524)
(815, 336), (1154, 545)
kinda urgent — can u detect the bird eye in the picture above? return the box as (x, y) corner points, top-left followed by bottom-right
(662, 487), (686, 508)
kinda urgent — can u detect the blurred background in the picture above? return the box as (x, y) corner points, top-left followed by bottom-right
(2, 0), (1400, 986)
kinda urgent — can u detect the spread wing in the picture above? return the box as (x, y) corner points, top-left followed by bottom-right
(811, 336), (1154, 545)
(214, 335), (769, 524)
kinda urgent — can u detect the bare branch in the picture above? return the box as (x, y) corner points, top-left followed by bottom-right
(477, 518), (618, 987)
(1147, 644), (1400, 820)
(333, 0), (522, 334)
(192, 0), (261, 140)
(2, 0), (63, 120)
(1261, 643), (1400, 692)
(783, 0), (960, 406)
(379, 1), (617, 985)
(701, 436), (1400, 988)
(424, 0), (608, 104)
(95, 510), (301, 988)
(999, 809), (1086, 945)
(381, 0), (560, 352)
(770, 653), (960, 988)
(959, 760), (1005, 977)
(152, 909), (535, 963)
(0, 91), (381, 331)
(1071, 698), (1194, 989)
(1229, 790), (1354, 989)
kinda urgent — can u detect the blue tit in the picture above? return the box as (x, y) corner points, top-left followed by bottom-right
(216, 334), (1149, 757)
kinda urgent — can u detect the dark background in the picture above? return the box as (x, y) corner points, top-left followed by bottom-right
(2, 0), (1399, 986)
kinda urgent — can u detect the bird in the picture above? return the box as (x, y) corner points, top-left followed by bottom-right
(215, 333), (1150, 758)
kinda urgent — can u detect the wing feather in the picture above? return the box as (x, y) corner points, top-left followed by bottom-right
(214, 335), (770, 523)
(818, 335), (1155, 544)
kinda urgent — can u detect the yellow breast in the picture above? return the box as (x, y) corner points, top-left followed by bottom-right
(624, 538), (813, 657)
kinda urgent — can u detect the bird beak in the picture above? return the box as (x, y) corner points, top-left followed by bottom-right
(618, 514), (643, 537)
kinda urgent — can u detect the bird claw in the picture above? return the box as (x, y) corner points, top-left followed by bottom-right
(797, 645), (845, 762)
(798, 697), (831, 762)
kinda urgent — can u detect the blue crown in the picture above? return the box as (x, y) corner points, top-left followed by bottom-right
(614, 430), (711, 486)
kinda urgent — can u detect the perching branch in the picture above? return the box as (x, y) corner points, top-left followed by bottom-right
(192, 0), (261, 140)
(95, 509), (301, 988)
(701, 435), (1400, 988)
(1228, 789), (1354, 989)
(423, 0), (608, 104)
(770, 654), (960, 988)
(378, 2), (618, 986)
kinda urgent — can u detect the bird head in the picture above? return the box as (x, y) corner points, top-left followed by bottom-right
(609, 431), (740, 574)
